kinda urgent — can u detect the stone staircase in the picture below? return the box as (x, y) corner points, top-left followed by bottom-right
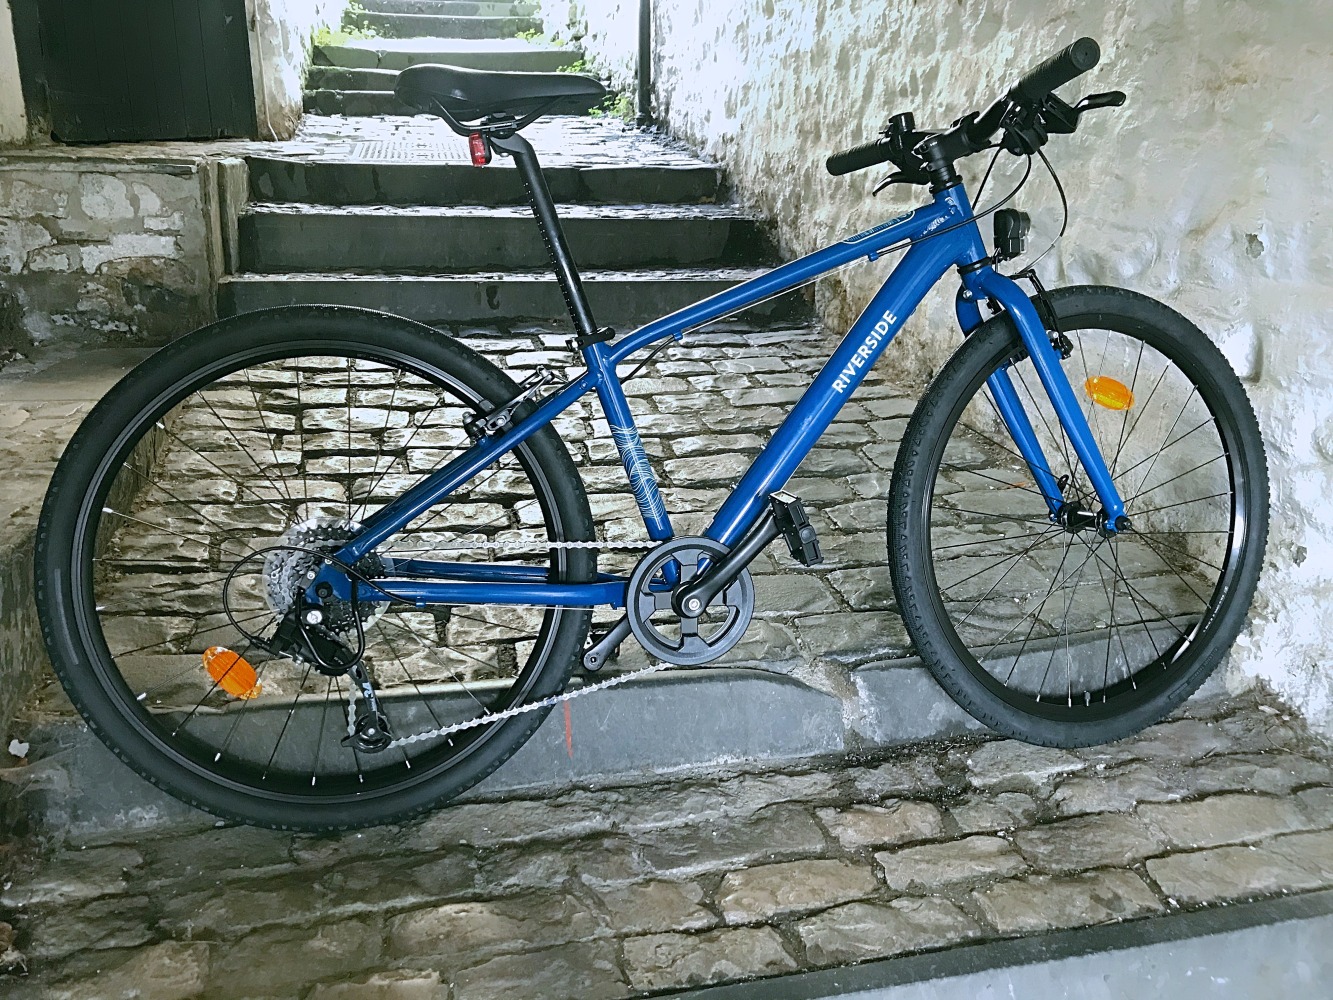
(305, 0), (577, 116)
(219, 115), (802, 329)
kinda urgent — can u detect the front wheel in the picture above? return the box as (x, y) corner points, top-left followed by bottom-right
(36, 306), (595, 830)
(889, 285), (1268, 746)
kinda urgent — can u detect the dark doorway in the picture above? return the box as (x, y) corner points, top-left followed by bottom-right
(11, 0), (258, 142)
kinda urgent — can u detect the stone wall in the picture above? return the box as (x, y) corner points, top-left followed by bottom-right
(0, 0), (26, 143)
(543, 0), (639, 90)
(0, 155), (248, 351)
(249, 0), (351, 140)
(561, 1), (1333, 734)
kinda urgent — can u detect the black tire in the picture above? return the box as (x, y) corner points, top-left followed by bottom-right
(36, 306), (596, 830)
(889, 286), (1268, 746)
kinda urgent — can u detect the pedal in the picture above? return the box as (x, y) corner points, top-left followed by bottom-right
(769, 491), (823, 566)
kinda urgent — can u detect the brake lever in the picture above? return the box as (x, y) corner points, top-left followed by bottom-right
(872, 170), (928, 196)
(1075, 90), (1127, 114)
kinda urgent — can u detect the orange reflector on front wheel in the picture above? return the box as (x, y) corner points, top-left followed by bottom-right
(202, 646), (262, 699)
(1085, 376), (1135, 410)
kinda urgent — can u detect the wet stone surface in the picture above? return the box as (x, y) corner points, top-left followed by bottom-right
(1, 699), (1332, 998)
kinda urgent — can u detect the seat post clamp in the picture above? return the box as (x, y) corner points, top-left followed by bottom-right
(568, 327), (616, 353)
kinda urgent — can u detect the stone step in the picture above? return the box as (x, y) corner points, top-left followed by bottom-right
(237, 203), (770, 272)
(218, 268), (809, 328)
(248, 155), (722, 206)
(350, 11), (541, 39)
(314, 38), (582, 73)
(303, 86), (600, 118)
(364, 0), (538, 12)
(359, 0), (537, 14)
(306, 66), (406, 91)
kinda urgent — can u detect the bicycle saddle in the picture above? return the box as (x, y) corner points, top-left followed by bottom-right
(395, 65), (606, 124)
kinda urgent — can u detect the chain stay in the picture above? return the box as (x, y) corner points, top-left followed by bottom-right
(344, 534), (665, 749)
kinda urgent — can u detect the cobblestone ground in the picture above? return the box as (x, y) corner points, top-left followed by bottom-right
(1, 694), (1331, 998)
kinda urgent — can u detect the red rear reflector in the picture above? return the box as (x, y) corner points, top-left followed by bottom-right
(469, 132), (492, 166)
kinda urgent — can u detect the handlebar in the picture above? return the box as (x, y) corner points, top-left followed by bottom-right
(825, 36), (1108, 182)
(827, 137), (894, 177)
(1011, 37), (1100, 105)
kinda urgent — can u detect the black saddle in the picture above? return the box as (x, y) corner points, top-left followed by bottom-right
(395, 65), (607, 126)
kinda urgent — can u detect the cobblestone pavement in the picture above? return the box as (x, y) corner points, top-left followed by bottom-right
(2, 694), (1332, 998)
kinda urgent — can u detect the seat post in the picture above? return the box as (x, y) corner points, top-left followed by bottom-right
(489, 133), (599, 342)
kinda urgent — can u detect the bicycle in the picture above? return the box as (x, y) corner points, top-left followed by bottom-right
(35, 38), (1268, 830)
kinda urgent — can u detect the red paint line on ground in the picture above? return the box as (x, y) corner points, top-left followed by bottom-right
(563, 700), (574, 759)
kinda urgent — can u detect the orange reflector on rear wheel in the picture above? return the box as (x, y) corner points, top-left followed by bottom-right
(202, 646), (262, 699)
(1085, 376), (1134, 410)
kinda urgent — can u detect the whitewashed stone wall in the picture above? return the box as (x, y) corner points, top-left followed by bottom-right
(560, 0), (1333, 734)
(0, 156), (247, 349)
(248, 0), (350, 139)
(543, 0), (639, 88)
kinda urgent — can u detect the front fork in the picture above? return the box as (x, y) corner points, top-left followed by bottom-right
(955, 271), (1128, 532)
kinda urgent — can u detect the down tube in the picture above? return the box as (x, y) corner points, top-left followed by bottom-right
(707, 234), (963, 545)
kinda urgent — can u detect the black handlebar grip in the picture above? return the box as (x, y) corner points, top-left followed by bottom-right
(826, 137), (893, 176)
(1011, 37), (1100, 105)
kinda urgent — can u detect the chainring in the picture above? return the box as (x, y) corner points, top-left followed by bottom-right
(626, 536), (754, 666)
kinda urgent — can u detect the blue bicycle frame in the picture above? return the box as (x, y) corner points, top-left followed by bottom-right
(322, 182), (1127, 610)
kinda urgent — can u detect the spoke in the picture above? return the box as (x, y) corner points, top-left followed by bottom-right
(1014, 365), (1077, 489)
(346, 358), (355, 521)
(1131, 492), (1230, 518)
(194, 389), (294, 506)
(1033, 543), (1099, 699)
(115, 462), (271, 547)
(310, 676), (334, 786)
(375, 623), (449, 736)
(940, 463), (1045, 498)
(241, 366), (294, 504)
(375, 614), (496, 712)
(151, 420), (296, 516)
(292, 361), (314, 516)
(943, 525), (1066, 610)
(262, 659), (316, 780)
(168, 638), (258, 738)
(110, 609), (275, 659)
(983, 533), (1076, 681)
(1109, 339), (1146, 476)
(973, 389), (1067, 487)
(935, 505), (1052, 525)
(1131, 387), (1199, 501)
(1113, 417), (1213, 485)
(1132, 530), (1224, 573)
(1112, 363), (1171, 477)
(100, 508), (214, 549)
(1132, 532), (1215, 605)
(446, 610), (543, 641)
(1126, 454), (1227, 506)
(932, 527), (1055, 552)
(357, 386), (459, 515)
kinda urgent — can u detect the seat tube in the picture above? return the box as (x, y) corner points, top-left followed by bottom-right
(490, 132), (599, 341)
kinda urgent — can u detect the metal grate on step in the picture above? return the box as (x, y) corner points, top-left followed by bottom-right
(347, 138), (470, 161)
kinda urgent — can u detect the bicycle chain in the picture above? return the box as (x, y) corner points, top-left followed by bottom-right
(346, 535), (668, 749)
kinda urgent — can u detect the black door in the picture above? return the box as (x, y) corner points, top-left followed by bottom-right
(12, 0), (258, 142)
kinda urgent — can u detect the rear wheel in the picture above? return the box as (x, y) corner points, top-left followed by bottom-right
(36, 306), (595, 829)
(889, 286), (1268, 746)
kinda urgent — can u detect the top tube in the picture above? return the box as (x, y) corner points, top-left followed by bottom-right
(601, 191), (969, 369)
